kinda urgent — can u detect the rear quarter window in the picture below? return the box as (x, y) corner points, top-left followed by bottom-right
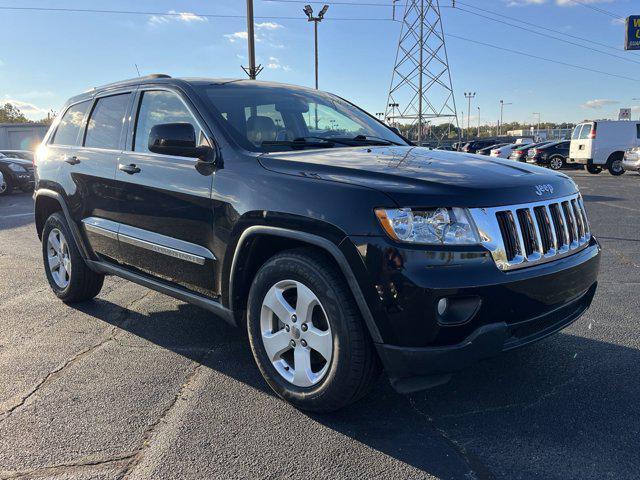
(51, 101), (92, 146)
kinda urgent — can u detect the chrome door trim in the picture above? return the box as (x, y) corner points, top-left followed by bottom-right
(82, 217), (215, 265)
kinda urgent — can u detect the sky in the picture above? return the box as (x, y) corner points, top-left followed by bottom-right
(0, 0), (639, 126)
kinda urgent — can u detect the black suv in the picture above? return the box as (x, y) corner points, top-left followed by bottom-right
(34, 75), (601, 412)
(461, 139), (500, 154)
(527, 140), (571, 170)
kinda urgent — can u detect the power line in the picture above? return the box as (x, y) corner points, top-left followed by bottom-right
(0, 5), (397, 21)
(453, 5), (640, 67)
(563, 0), (624, 20)
(454, 1), (626, 54)
(263, 0), (392, 6)
(448, 32), (640, 83)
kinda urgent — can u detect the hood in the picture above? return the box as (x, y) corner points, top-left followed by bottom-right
(259, 146), (578, 208)
(0, 157), (32, 167)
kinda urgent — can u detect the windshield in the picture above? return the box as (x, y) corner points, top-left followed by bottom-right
(195, 83), (407, 152)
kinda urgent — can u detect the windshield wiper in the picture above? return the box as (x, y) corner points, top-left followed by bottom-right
(261, 139), (336, 149)
(351, 135), (402, 146)
(293, 136), (355, 146)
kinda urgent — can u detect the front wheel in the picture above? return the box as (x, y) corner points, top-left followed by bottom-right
(42, 212), (104, 303)
(586, 164), (602, 174)
(0, 171), (12, 196)
(247, 249), (381, 412)
(548, 156), (564, 171)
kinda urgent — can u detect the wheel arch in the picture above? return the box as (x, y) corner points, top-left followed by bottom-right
(34, 189), (91, 260)
(228, 226), (383, 343)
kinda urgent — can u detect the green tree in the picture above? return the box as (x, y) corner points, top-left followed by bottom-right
(0, 103), (29, 123)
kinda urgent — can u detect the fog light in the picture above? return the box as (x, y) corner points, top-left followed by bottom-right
(437, 298), (449, 316)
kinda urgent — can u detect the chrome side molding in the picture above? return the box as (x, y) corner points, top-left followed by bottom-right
(82, 217), (215, 266)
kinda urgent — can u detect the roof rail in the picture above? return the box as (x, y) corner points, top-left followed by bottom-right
(90, 73), (172, 91)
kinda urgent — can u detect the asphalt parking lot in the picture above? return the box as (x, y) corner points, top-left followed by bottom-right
(0, 169), (639, 480)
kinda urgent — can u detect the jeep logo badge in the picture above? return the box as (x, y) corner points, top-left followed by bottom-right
(535, 184), (554, 196)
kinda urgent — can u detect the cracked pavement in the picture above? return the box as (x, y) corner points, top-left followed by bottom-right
(0, 170), (639, 479)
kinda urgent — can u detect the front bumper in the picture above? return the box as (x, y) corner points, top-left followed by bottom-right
(347, 235), (601, 392)
(622, 154), (640, 171)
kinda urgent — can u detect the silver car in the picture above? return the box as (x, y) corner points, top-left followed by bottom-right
(623, 147), (640, 172)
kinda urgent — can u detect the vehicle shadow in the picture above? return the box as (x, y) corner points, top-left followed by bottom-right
(73, 298), (640, 479)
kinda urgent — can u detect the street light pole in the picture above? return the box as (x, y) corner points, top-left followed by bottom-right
(303, 4), (329, 90)
(464, 92), (476, 139)
(499, 100), (512, 136)
(477, 106), (481, 137)
(533, 112), (541, 138)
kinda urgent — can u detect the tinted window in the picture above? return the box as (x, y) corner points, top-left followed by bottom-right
(134, 90), (201, 153)
(637, 124), (640, 139)
(52, 101), (91, 146)
(85, 94), (131, 149)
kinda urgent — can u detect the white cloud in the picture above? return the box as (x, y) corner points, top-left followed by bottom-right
(1, 97), (52, 120)
(224, 22), (284, 44)
(255, 22), (283, 30)
(225, 31), (249, 43)
(265, 57), (291, 71)
(149, 10), (208, 26)
(582, 99), (620, 109)
(556, 0), (613, 6)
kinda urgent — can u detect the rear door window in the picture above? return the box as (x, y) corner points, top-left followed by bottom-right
(636, 124), (640, 139)
(571, 125), (582, 140)
(84, 93), (131, 150)
(51, 101), (92, 146)
(578, 124), (592, 140)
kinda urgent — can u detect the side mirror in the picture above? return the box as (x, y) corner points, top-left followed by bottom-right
(148, 123), (214, 162)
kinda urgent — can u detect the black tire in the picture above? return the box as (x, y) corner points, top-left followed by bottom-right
(586, 164), (602, 174)
(0, 170), (13, 196)
(548, 156), (564, 171)
(42, 212), (104, 303)
(247, 248), (381, 412)
(607, 153), (625, 176)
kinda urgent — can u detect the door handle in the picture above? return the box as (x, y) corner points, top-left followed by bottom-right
(118, 163), (141, 175)
(64, 156), (80, 165)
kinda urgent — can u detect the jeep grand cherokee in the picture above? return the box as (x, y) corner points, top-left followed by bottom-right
(34, 75), (600, 412)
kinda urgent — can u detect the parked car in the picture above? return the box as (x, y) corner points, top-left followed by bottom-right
(567, 120), (639, 175)
(476, 143), (507, 156)
(461, 139), (500, 154)
(0, 152), (35, 195)
(622, 146), (640, 173)
(34, 75), (600, 412)
(0, 150), (34, 162)
(527, 140), (571, 170)
(490, 139), (534, 158)
(508, 142), (550, 162)
(0, 171), (4, 195)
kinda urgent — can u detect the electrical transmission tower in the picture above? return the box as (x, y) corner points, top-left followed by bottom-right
(386, 0), (459, 144)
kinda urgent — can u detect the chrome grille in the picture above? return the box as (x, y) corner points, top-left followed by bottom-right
(470, 193), (591, 271)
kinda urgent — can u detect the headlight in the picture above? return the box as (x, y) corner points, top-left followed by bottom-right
(375, 207), (479, 245)
(8, 163), (27, 173)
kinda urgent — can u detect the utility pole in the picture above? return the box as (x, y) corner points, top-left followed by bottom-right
(477, 106), (481, 137)
(464, 92), (476, 139)
(499, 100), (512, 136)
(303, 4), (329, 90)
(242, 0), (262, 79)
(388, 103), (399, 126)
(417, 0), (424, 144)
(533, 112), (541, 138)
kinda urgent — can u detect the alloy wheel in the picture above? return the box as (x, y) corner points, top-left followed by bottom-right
(611, 159), (623, 174)
(550, 157), (563, 170)
(47, 228), (71, 289)
(260, 279), (333, 387)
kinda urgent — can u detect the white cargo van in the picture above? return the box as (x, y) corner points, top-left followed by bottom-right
(568, 121), (640, 175)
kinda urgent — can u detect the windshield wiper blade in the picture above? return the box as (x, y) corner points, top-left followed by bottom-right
(261, 139), (336, 149)
(351, 135), (401, 146)
(294, 136), (354, 146)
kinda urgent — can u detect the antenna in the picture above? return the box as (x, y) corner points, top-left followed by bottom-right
(385, 0), (460, 145)
(134, 64), (141, 77)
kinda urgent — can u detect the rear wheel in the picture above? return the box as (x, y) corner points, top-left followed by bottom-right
(247, 248), (381, 412)
(607, 154), (625, 176)
(0, 171), (13, 196)
(548, 156), (564, 171)
(586, 164), (602, 174)
(42, 212), (104, 303)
